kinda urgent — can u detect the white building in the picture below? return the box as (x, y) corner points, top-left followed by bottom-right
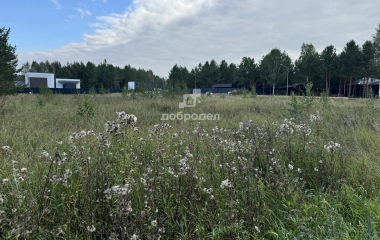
(25, 72), (55, 88)
(56, 78), (81, 89)
(128, 81), (136, 90)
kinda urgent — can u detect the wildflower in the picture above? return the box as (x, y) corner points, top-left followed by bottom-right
(220, 179), (232, 189)
(57, 141), (63, 145)
(12, 208), (17, 213)
(1, 146), (10, 151)
(16, 176), (24, 182)
(64, 169), (72, 179)
(314, 167), (318, 172)
(255, 226), (260, 232)
(0, 195), (3, 204)
(130, 234), (139, 240)
(288, 164), (293, 171)
(324, 141), (341, 152)
(319, 160), (323, 164)
(343, 121), (347, 126)
(297, 168), (301, 173)
(2, 178), (9, 184)
(151, 219), (158, 227)
(12, 160), (17, 164)
(41, 150), (49, 158)
(21, 167), (27, 173)
(87, 225), (96, 232)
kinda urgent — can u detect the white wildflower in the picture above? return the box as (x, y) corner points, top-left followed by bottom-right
(324, 141), (341, 152)
(288, 164), (293, 171)
(20, 167), (27, 173)
(57, 141), (63, 145)
(130, 234), (139, 240)
(2, 178), (9, 184)
(314, 167), (318, 172)
(1, 146), (10, 151)
(297, 168), (301, 173)
(0, 195), (3, 204)
(151, 219), (158, 227)
(220, 179), (232, 189)
(87, 225), (96, 232)
(255, 226), (260, 232)
(41, 150), (49, 158)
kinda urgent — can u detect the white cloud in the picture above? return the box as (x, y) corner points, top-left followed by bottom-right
(50, 0), (61, 9)
(75, 8), (92, 18)
(19, 0), (380, 77)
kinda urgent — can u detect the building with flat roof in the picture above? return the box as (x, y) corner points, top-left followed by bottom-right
(25, 72), (55, 88)
(56, 78), (81, 89)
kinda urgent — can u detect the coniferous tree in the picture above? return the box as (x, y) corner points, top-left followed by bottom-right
(0, 27), (18, 95)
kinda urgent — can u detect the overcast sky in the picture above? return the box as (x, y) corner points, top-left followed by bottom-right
(2, 0), (380, 77)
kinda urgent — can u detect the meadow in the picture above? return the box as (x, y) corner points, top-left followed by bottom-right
(1, 91), (380, 239)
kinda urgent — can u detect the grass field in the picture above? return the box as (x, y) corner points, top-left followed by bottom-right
(1, 92), (380, 239)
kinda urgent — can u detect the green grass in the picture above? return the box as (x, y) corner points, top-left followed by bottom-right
(0, 93), (380, 239)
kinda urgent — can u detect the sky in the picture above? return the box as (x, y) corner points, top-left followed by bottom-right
(1, 0), (380, 77)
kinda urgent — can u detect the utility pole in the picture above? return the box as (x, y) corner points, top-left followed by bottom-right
(280, 64), (289, 96)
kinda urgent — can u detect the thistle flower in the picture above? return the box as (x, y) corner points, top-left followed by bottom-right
(324, 141), (341, 152)
(288, 164), (293, 171)
(20, 167), (27, 173)
(220, 179), (232, 189)
(87, 225), (96, 232)
(1, 146), (10, 151)
(41, 150), (49, 158)
(151, 220), (158, 227)
(130, 234), (139, 240)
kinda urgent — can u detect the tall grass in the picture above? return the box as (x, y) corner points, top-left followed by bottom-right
(0, 93), (380, 239)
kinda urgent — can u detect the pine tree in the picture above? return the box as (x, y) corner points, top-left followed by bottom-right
(0, 27), (18, 95)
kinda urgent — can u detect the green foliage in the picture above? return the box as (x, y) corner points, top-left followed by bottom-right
(288, 79), (316, 117)
(0, 27), (18, 96)
(99, 83), (108, 95)
(137, 81), (146, 94)
(230, 88), (250, 95)
(38, 85), (53, 96)
(302, 78), (315, 109)
(287, 91), (303, 117)
(320, 91), (330, 109)
(130, 89), (137, 100)
(89, 86), (96, 95)
(3, 90), (380, 239)
(250, 86), (257, 98)
(121, 86), (129, 98)
(77, 95), (95, 122)
(36, 86), (53, 107)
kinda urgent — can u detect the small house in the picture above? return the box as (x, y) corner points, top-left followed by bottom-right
(25, 72), (55, 88)
(56, 78), (81, 89)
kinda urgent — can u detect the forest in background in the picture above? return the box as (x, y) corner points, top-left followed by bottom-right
(9, 23), (380, 97)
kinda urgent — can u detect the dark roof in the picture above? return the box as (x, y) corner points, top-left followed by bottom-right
(15, 81), (25, 86)
(212, 84), (232, 88)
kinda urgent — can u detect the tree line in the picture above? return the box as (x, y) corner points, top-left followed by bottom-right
(18, 59), (166, 89)
(168, 24), (380, 97)
(2, 24), (380, 97)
